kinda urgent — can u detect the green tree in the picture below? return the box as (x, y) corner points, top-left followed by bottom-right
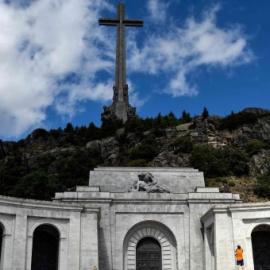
(53, 149), (96, 191)
(49, 128), (63, 140)
(101, 117), (123, 138)
(219, 111), (257, 131)
(64, 123), (75, 133)
(245, 139), (266, 157)
(202, 107), (209, 119)
(254, 169), (270, 198)
(181, 110), (192, 123)
(189, 145), (226, 178)
(12, 170), (55, 200)
(129, 144), (158, 162)
(125, 117), (146, 136)
(87, 122), (100, 140)
(218, 147), (249, 176)
(167, 111), (178, 126)
(173, 136), (193, 154)
(0, 151), (28, 195)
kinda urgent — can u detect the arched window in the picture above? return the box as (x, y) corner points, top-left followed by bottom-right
(136, 237), (161, 270)
(252, 224), (270, 270)
(31, 224), (59, 270)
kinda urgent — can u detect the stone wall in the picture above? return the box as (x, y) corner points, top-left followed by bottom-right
(201, 202), (270, 270)
(0, 167), (244, 270)
(0, 196), (99, 270)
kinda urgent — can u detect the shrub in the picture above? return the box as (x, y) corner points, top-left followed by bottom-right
(189, 145), (227, 178)
(219, 111), (257, 131)
(49, 128), (63, 139)
(228, 180), (236, 186)
(254, 170), (270, 198)
(245, 139), (266, 156)
(129, 144), (158, 161)
(218, 147), (249, 176)
(214, 177), (228, 184)
(126, 159), (149, 167)
(12, 170), (55, 200)
(31, 128), (48, 139)
(189, 145), (249, 178)
(173, 136), (193, 154)
(101, 117), (124, 138)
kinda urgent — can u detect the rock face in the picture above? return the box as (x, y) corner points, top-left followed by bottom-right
(249, 150), (270, 176)
(89, 107), (270, 168)
(0, 141), (15, 158)
(151, 152), (189, 167)
(86, 140), (101, 152)
(243, 107), (270, 115)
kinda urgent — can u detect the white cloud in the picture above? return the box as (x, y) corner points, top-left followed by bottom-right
(126, 80), (148, 109)
(55, 80), (114, 116)
(147, 0), (170, 23)
(128, 4), (253, 97)
(0, 0), (116, 138)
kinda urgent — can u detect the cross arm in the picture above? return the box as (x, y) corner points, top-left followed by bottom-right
(99, 18), (119, 26)
(123, 19), (143, 27)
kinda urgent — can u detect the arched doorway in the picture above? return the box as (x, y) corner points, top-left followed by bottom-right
(252, 224), (270, 270)
(136, 237), (161, 270)
(123, 221), (178, 270)
(31, 224), (59, 270)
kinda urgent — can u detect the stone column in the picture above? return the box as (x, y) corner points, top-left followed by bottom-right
(13, 214), (27, 270)
(67, 212), (81, 270)
(80, 209), (99, 270)
(1, 232), (13, 270)
(58, 237), (68, 270)
(26, 235), (33, 270)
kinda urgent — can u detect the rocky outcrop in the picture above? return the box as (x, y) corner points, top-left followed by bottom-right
(249, 150), (270, 176)
(86, 140), (101, 152)
(151, 152), (189, 167)
(243, 108), (270, 115)
(0, 141), (15, 158)
(100, 137), (119, 157)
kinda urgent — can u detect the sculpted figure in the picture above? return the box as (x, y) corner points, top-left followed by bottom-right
(129, 172), (170, 193)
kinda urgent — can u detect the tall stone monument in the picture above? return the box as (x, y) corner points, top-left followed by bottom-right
(99, 2), (143, 123)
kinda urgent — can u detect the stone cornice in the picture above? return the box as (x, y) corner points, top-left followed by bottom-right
(0, 195), (99, 213)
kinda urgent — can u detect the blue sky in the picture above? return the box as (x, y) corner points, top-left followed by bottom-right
(0, 0), (269, 140)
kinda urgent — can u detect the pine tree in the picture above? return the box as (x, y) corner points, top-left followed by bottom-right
(202, 107), (209, 119)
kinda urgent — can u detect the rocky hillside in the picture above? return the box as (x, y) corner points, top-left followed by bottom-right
(0, 107), (270, 202)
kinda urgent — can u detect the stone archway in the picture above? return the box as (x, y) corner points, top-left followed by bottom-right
(123, 221), (177, 270)
(31, 224), (60, 270)
(252, 224), (270, 270)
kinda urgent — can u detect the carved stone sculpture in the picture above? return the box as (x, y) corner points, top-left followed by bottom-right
(129, 172), (170, 193)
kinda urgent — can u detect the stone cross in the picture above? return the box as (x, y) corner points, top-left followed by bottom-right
(99, 2), (143, 122)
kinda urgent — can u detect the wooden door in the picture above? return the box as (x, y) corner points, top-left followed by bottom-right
(137, 237), (161, 270)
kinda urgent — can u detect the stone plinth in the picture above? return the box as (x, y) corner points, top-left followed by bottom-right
(89, 167), (204, 193)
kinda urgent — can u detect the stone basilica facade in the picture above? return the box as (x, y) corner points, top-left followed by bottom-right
(1, 167), (270, 270)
